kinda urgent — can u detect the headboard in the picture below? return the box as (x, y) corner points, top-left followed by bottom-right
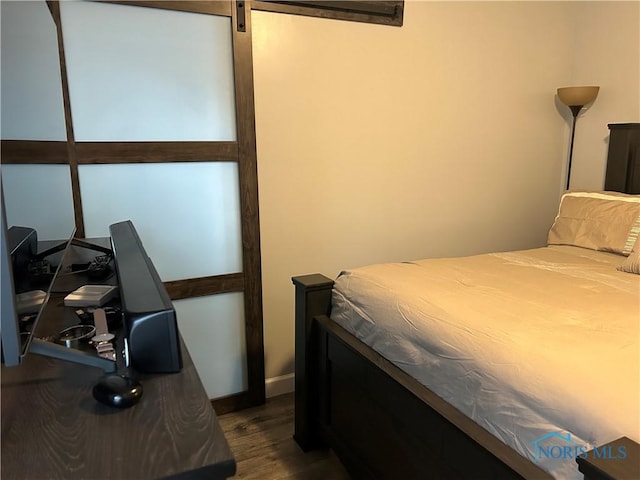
(604, 123), (640, 194)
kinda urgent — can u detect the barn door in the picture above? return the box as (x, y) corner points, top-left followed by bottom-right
(2, 0), (264, 412)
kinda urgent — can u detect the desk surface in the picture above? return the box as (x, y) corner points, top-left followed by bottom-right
(1, 340), (236, 479)
(1, 239), (236, 479)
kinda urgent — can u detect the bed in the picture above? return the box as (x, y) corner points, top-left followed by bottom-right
(292, 124), (640, 480)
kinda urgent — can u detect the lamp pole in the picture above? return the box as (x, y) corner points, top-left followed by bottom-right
(566, 105), (583, 190)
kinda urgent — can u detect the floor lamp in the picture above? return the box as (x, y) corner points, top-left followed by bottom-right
(557, 86), (600, 190)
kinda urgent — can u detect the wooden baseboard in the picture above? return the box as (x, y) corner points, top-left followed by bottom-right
(266, 373), (294, 398)
(211, 374), (294, 414)
(211, 391), (255, 415)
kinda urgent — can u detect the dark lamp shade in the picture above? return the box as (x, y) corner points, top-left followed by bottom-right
(557, 86), (600, 107)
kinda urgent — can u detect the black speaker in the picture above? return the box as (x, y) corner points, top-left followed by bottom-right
(125, 308), (182, 373)
(110, 221), (182, 374)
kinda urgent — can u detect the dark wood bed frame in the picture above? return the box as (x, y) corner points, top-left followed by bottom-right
(292, 123), (640, 480)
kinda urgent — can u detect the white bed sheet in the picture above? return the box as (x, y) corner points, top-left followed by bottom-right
(330, 245), (639, 479)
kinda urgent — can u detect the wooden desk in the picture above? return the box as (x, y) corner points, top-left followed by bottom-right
(1, 341), (236, 479)
(1, 239), (236, 479)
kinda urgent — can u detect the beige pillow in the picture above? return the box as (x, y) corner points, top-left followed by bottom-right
(618, 236), (640, 274)
(547, 191), (640, 255)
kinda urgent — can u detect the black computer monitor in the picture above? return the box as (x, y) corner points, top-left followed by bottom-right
(1, 182), (115, 371)
(1, 171), (180, 373)
(2, 212), (182, 374)
(0, 193), (23, 367)
(0, 187), (77, 368)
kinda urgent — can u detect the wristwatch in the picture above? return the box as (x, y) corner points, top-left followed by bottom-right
(58, 324), (96, 348)
(91, 308), (115, 360)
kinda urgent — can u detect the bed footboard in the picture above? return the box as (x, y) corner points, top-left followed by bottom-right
(292, 274), (334, 451)
(292, 274), (554, 480)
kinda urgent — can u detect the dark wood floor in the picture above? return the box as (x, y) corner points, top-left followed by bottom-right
(218, 393), (351, 480)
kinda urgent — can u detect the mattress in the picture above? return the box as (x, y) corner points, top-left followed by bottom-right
(330, 245), (639, 479)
